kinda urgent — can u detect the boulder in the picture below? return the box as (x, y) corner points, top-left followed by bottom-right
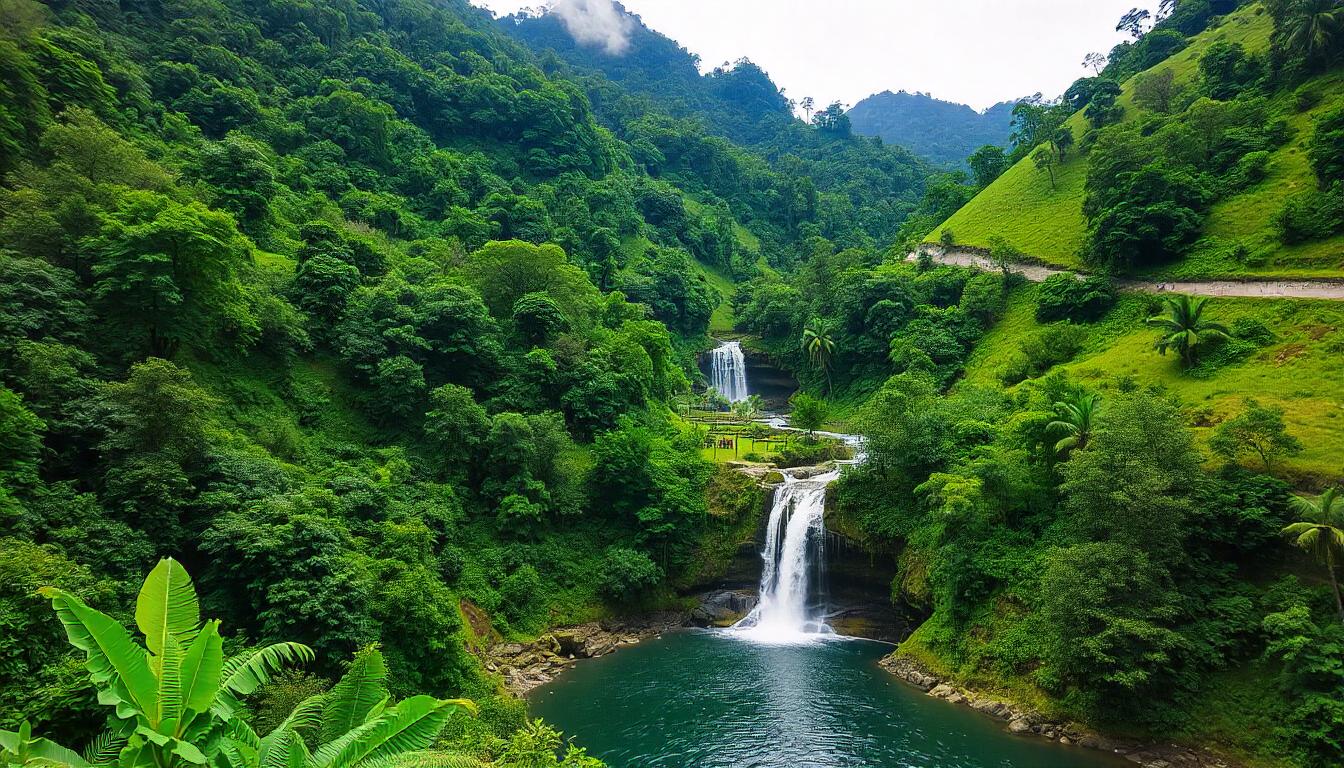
(1007, 717), (1033, 734)
(688, 590), (757, 627)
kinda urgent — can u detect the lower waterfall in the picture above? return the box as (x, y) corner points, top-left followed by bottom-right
(732, 469), (839, 643)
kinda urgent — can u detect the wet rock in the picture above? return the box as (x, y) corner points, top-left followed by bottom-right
(687, 590), (757, 627)
(969, 698), (1012, 719)
(1008, 717), (1033, 734)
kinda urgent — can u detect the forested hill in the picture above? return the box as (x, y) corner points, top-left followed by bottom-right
(0, 0), (934, 760)
(498, 3), (930, 249)
(847, 91), (1017, 168)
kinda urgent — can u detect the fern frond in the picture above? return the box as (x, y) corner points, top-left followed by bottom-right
(313, 696), (467, 768)
(79, 730), (125, 765)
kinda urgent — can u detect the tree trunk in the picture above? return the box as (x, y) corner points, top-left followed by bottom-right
(1330, 556), (1344, 625)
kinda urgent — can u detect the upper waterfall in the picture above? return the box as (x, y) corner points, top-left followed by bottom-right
(708, 341), (749, 403)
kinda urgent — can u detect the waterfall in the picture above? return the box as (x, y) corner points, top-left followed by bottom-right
(732, 469), (839, 643)
(708, 341), (749, 403)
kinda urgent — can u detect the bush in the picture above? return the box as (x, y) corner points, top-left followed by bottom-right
(1308, 108), (1344, 185)
(1232, 317), (1276, 347)
(597, 547), (661, 600)
(1000, 323), (1089, 384)
(1294, 83), (1322, 112)
(1035, 273), (1116, 323)
(1277, 185), (1344, 244)
(939, 229), (955, 246)
(775, 440), (848, 468)
(1225, 150), (1271, 192)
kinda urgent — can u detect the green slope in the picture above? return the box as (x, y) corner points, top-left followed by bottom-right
(930, 3), (1344, 279)
(962, 286), (1344, 486)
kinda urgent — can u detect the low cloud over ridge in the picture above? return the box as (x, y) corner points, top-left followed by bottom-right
(551, 0), (633, 55)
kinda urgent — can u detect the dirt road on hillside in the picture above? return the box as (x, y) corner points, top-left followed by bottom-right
(907, 248), (1344, 300)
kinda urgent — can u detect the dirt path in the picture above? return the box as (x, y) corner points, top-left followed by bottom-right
(908, 247), (1344, 300)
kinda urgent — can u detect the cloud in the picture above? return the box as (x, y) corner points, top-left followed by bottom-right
(549, 0), (634, 55)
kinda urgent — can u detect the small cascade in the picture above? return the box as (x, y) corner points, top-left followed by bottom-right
(732, 469), (839, 643)
(708, 341), (749, 403)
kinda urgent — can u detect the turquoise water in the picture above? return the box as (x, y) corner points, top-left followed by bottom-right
(528, 630), (1127, 768)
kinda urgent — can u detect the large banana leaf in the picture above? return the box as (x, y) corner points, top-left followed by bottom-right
(38, 588), (158, 723)
(1, 723), (90, 768)
(258, 727), (312, 768)
(179, 621), (224, 718)
(319, 649), (388, 744)
(258, 693), (324, 768)
(152, 634), (184, 730)
(135, 558), (200, 658)
(212, 642), (314, 720)
(311, 697), (469, 768)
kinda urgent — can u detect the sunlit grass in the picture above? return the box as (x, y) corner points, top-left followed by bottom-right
(963, 286), (1344, 486)
(926, 4), (1344, 280)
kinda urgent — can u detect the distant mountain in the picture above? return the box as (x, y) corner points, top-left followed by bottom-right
(847, 91), (1017, 168)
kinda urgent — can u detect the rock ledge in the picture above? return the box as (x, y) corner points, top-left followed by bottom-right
(879, 656), (1241, 768)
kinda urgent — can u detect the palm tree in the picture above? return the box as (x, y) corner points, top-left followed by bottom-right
(732, 393), (764, 422)
(1283, 488), (1344, 624)
(1281, 0), (1344, 70)
(37, 559), (476, 768)
(802, 319), (835, 393)
(1147, 294), (1230, 369)
(1047, 391), (1101, 456)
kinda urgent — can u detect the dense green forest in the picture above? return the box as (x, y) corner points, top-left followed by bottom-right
(0, 0), (929, 763)
(3, 0), (1344, 766)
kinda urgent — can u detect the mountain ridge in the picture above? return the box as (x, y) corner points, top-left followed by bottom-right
(847, 90), (1018, 167)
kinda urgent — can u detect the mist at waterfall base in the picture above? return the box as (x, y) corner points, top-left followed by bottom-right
(709, 341), (749, 403)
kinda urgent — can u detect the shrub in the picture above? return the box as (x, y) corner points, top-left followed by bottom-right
(1000, 323), (1089, 385)
(1231, 317), (1276, 347)
(939, 228), (955, 246)
(1277, 185), (1344, 244)
(1308, 108), (1344, 185)
(1225, 150), (1271, 192)
(1035, 273), (1116, 323)
(1294, 83), (1322, 112)
(597, 546), (661, 600)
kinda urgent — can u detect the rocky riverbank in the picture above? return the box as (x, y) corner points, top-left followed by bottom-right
(485, 590), (758, 696)
(881, 656), (1245, 768)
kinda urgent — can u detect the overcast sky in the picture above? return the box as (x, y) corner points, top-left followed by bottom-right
(472, 0), (1142, 111)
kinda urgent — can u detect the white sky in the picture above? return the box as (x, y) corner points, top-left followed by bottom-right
(472, 0), (1142, 111)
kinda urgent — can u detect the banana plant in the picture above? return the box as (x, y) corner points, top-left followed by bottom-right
(1, 721), (88, 767)
(40, 558), (313, 767)
(244, 645), (478, 768)
(40, 559), (476, 768)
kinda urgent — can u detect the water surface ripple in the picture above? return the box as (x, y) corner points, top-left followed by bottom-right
(528, 630), (1128, 768)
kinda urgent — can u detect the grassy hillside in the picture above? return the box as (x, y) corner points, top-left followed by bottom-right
(930, 3), (1344, 279)
(962, 285), (1344, 486)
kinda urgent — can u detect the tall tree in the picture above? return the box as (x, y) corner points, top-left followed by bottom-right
(88, 191), (255, 358)
(1279, 0), (1344, 71)
(1283, 488), (1344, 623)
(802, 318), (836, 393)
